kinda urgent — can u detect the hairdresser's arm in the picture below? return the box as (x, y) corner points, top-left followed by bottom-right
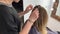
(18, 5), (33, 17)
(19, 8), (39, 34)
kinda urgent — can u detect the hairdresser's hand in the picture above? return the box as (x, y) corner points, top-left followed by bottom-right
(18, 5), (33, 17)
(29, 8), (39, 23)
(24, 5), (33, 13)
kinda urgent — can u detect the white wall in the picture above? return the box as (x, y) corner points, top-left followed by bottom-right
(23, 0), (60, 31)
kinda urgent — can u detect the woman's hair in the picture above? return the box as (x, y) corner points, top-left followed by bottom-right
(32, 5), (48, 34)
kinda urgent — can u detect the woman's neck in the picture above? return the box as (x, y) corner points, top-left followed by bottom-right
(38, 27), (47, 34)
(0, 0), (12, 7)
(41, 28), (47, 34)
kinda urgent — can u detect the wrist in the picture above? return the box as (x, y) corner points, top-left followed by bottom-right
(25, 9), (28, 12)
(23, 10), (28, 14)
(27, 19), (34, 24)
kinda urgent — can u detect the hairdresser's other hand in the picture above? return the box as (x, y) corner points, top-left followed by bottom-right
(25, 5), (33, 13)
(29, 8), (39, 23)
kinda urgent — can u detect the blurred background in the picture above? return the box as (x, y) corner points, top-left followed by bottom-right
(12, 0), (60, 32)
(23, 0), (60, 31)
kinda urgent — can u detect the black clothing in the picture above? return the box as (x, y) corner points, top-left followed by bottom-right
(0, 4), (21, 34)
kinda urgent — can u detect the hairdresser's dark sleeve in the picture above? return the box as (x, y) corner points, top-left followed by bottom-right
(0, 5), (20, 34)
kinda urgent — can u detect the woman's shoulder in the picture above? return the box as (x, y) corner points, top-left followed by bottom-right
(47, 27), (58, 34)
(29, 26), (58, 34)
(29, 26), (41, 34)
(0, 4), (11, 12)
(0, 4), (8, 8)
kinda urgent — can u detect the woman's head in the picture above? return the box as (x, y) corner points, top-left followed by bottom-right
(32, 5), (48, 33)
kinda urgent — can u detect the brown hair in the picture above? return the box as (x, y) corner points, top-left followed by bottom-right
(32, 5), (48, 34)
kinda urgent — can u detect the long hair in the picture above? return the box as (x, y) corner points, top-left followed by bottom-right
(32, 5), (48, 34)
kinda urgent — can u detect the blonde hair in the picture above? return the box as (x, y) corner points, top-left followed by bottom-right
(32, 5), (48, 34)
